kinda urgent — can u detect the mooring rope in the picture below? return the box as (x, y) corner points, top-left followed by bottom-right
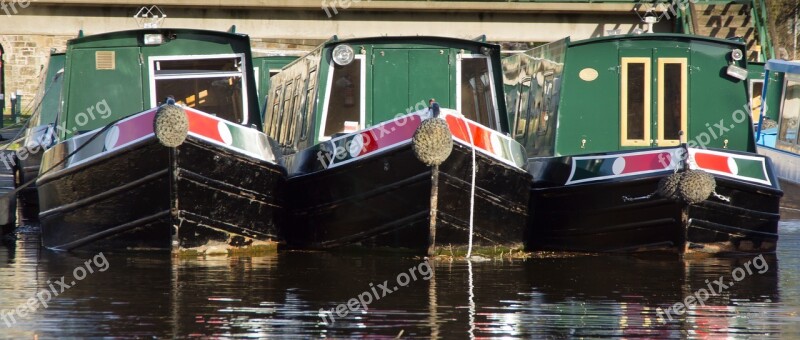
(464, 119), (477, 259)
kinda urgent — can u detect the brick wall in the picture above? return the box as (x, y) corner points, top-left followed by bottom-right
(0, 35), (72, 116)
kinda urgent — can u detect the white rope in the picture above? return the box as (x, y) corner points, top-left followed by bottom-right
(465, 120), (477, 259)
(467, 259), (476, 340)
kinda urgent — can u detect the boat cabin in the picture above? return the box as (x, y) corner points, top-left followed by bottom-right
(263, 36), (508, 156)
(503, 34), (756, 158)
(56, 29), (261, 140)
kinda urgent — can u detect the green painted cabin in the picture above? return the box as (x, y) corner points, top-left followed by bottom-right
(503, 34), (757, 158)
(57, 29), (261, 140)
(264, 36), (508, 154)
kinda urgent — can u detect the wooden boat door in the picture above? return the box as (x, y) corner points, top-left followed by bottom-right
(371, 49), (451, 125)
(619, 47), (689, 148)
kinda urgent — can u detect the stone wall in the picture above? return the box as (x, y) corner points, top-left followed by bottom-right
(1, 35), (72, 116)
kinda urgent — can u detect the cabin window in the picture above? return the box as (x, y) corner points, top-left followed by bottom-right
(750, 80), (764, 123)
(151, 55), (247, 124)
(538, 73), (556, 134)
(277, 82), (295, 143)
(285, 75), (303, 145)
(322, 58), (363, 138)
(269, 86), (283, 138)
(300, 69), (317, 141)
(779, 77), (800, 145)
(620, 58), (651, 146)
(515, 78), (531, 142)
(657, 58), (687, 146)
(459, 56), (497, 129)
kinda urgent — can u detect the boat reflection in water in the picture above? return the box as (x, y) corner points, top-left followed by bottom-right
(1, 230), (791, 338)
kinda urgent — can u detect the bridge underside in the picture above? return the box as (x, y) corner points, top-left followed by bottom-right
(1, 1), (672, 43)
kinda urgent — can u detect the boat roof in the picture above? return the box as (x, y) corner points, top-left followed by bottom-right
(325, 35), (498, 49)
(569, 33), (746, 48)
(765, 59), (800, 74)
(279, 35), (498, 72)
(67, 28), (249, 46)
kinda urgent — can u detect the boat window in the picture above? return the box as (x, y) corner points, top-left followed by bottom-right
(657, 58), (687, 146)
(152, 56), (246, 124)
(620, 58), (651, 146)
(750, 80), (764, 123)
(300, 69), (317, 141)
(286, 75), (303, 145)
(277, 81), (295, 143)
(460, 57), (496, 128)
(779, 78), (800, 145)
(323, 59), (362, 137)
(268, 86), (283, 137)
(515, 77), (531, 142)
(538, 73), (555, 134)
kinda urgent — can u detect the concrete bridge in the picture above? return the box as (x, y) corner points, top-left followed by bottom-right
(1, 0), (670, 112)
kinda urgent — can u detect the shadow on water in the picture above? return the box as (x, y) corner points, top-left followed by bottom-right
(0, 220), (798, 338)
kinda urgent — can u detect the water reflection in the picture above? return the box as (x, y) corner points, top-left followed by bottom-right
(0, 222), (798, 338)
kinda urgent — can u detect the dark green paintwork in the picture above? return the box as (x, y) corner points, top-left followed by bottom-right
(266, 36), (508, 152)
(59, 29), (260, 140)
(504, 33), (755, 158)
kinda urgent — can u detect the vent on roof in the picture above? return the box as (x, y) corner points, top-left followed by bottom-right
(95, 51), (116, 70)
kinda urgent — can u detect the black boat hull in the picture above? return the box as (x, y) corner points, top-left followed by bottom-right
(527, 148), (782, 255)
(285, 142), (531, 253)
(37, 136), (285, 254)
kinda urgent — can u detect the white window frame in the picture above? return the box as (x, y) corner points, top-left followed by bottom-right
(148, 53), (249, 125)
(318, 54), (366, 141)
(456, 53), (501, 129)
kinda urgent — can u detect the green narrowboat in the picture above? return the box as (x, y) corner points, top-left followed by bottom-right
(756, 59), (800, 210)
(36, 29), (285, 254)
(503, 33), (781, 255)
(266, 36), (530, 255)
(8, 52), (66, 218)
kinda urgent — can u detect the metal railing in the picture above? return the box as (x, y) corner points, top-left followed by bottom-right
(751, 0), (775, 60)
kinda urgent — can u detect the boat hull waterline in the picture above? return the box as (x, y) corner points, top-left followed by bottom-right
(37, 106), (285, 254)
(284, 110), (531, 255)
(527, 147), (781, 255)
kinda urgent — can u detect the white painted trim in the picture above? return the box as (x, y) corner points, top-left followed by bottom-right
(317, 58), (336, 142)
(565, 148), (680, 185)
(359, 54), (367, 133)
(147, 53), (249, 125)
(317, 54), (366, 142)
(688, 148), (772, 186)
(457, 53), (501, 129)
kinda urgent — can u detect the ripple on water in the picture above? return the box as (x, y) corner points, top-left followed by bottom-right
(0, 222), (798, 338)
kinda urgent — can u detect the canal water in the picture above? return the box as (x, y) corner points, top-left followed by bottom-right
(1, 220), (799, 339)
